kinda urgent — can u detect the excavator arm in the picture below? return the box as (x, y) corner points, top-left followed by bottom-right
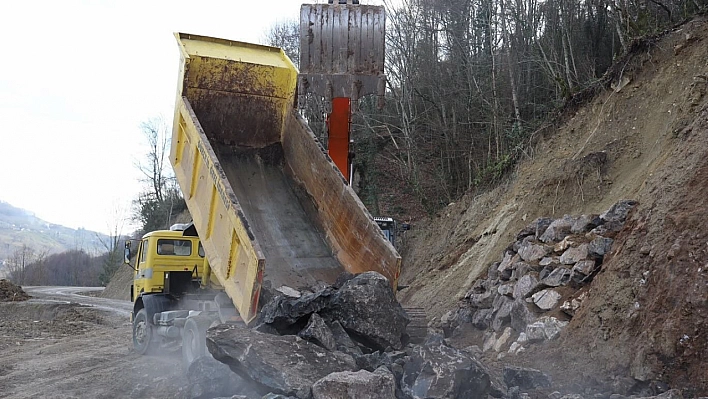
(299, 0), (386, 183)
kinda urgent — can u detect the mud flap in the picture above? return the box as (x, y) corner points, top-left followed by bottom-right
(139, 294), (175, 324)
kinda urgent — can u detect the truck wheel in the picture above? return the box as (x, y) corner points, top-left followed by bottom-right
(133, 308), (155, 355)
(182, 316), (213, 370)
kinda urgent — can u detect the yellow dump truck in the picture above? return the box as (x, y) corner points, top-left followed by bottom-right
(127, 32), (401, 366)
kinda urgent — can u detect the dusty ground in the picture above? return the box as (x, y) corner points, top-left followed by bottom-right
(397, 15), (708, 396)
(0, 287), (187, 399)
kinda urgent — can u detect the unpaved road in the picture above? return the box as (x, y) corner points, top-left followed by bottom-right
(21, 286), (133, 314)
(0, 287), (189, 399)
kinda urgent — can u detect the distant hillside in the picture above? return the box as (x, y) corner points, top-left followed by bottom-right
(0, 200), (108, 265)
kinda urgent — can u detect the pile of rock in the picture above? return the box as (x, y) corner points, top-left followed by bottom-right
(201, 271), (505, 399)
(0, 279), (31, 302)
(442, 200), (637, 357)
(191, 199), (683, 399)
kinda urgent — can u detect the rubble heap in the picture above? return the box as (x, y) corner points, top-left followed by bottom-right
(0, 279), (31, 302)
(441, 200), (638, 357)
(203, 271), (504, 399)
(195, 200), (695, 399)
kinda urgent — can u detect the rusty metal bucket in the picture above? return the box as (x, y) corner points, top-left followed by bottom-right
(299, 1), (386, 110)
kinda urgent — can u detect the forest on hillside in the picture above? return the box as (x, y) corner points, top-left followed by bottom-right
(268, 0), (706, 217)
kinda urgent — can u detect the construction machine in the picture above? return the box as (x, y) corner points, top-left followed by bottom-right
(125, 0), (399, 367)
(298, 0), (386, 184)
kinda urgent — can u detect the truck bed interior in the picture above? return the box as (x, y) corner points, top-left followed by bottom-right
(215, 143), (344, 290)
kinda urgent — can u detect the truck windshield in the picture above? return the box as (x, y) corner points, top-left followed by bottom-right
(157, 239), (192, 256)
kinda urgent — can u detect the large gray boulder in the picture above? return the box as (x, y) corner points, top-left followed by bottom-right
(328, 320), (364, 357)
(572, 260), (596, 276)
(207, 323), (356, 398)
(531, 289), (561, 311)
(311, 367), (396, 399)
(588, 236), (614, 258)
(401, 335), (495, 399)
(571, 260), (598, 285)
(502, 366), (551, 389)
(467, 290), (497, 308)
(187, 355), (257, 399)
(510, 299), (535, 333)
(590, 200), (638, 237)
(298, 313), (336, 351)
(513, 274), (539, 299)
(540, 268), (571, 288)
(560, 244), (589, 265)
(320, 272), (409, 351)
(492, 296), (514, 331)
(539, 215), (576, 243)
(516, 217), (553, 240)
(518, 242), (552, 263)
(570, 214), (601, 234)
(497, 252), (518, 281)
(259, 288), (335, 333)
(600, 199), (638, 223)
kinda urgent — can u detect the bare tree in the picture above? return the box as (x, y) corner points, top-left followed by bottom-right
(262, 19), (300, 66)
(25, 249), (49, 285)
(97, 204), (126, 286)
(132, 117), (185, 234)
(7, 245), (36, 285)
(135, 117), (171, 203)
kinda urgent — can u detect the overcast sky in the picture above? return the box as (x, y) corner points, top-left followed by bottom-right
(0, 0), (385, 235)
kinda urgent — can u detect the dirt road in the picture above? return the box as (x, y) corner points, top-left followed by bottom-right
(0, 287), (188, 399)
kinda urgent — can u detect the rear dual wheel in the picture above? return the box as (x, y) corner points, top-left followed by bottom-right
(182, 315), (214, 370)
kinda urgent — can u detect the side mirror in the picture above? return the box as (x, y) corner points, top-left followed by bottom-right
(124, 241), (131, 264)
(124, 241), (137, 271)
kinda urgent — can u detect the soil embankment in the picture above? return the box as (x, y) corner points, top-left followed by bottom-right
(398, 16), (708, 396)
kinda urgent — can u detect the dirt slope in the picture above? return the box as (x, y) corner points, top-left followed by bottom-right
(398, 16), (708, 395)
(102, 262), (133, 301)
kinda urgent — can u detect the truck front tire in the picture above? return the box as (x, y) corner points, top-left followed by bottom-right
(132, 308), (155, 355)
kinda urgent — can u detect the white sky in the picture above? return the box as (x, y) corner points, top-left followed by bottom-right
(0, 0), (384, 235)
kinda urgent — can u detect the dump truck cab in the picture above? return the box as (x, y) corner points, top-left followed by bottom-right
(127, 227), (239, 360)
(130, 229), (206, 303)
